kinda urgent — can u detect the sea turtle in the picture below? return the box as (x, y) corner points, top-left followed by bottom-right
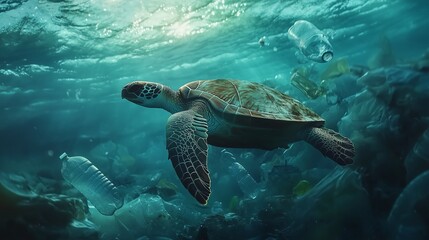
(121, 79), (355, 204)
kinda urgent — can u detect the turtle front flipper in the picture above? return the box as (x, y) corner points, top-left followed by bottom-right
(166, 110), (211, 205)
(304, 127), (355, 165)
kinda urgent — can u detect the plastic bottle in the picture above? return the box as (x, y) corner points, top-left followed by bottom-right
(59, 152), (124, 216)
(288, 20), (333, 63)
(228, 162), (259, 199)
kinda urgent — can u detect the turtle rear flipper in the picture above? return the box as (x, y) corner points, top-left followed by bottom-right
(166, 110), (211, 205)
(304, 127), (355, 165)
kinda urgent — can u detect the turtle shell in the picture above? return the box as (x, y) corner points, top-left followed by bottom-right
(179, 79), (324, 126)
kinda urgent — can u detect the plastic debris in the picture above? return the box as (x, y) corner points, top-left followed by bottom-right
(288, 20), (333, 63)
(320, 58), (350, 81)
(60, 152), (124, 216)
(388, 170), (429, 240)
(292, 180), (312, 197)
(290, 70), (327, 99)
(229, 162), (259, 199)
(405, 128), (429, 181)
(114, 194), (172, 238)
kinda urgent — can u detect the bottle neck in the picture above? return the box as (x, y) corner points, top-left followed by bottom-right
(301, 34), (333, 63)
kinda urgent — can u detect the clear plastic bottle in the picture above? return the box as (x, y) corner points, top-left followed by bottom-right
(288, 20), (333, 63)
(228, 162), (259, 199)
(60, 152), (124, 216)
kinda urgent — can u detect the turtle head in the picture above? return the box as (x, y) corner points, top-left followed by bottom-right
(121, 81), (165, 108)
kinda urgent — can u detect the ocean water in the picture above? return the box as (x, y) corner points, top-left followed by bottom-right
(1, 0), (429, 239)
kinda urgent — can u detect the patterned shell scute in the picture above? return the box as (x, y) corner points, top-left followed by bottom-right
(179, 79), (324, 122)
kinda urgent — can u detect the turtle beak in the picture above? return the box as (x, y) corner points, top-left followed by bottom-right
(122, 82), (145, 105)
(121, 85), (129, 99)
(121, 83), (139, 100)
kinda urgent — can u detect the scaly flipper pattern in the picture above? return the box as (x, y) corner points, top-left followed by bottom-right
(304, 127), (355, 165)
(166, 110), (210, 204)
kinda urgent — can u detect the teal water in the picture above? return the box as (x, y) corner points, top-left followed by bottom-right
(1, 0), (429, 239)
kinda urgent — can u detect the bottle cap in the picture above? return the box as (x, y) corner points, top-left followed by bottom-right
(322, 51), (333, 62)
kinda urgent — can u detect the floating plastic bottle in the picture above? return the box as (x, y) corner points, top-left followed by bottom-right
(288, 20), (333, 63)
(228, 162), (259, 199)
(60, 152), (124, 216)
